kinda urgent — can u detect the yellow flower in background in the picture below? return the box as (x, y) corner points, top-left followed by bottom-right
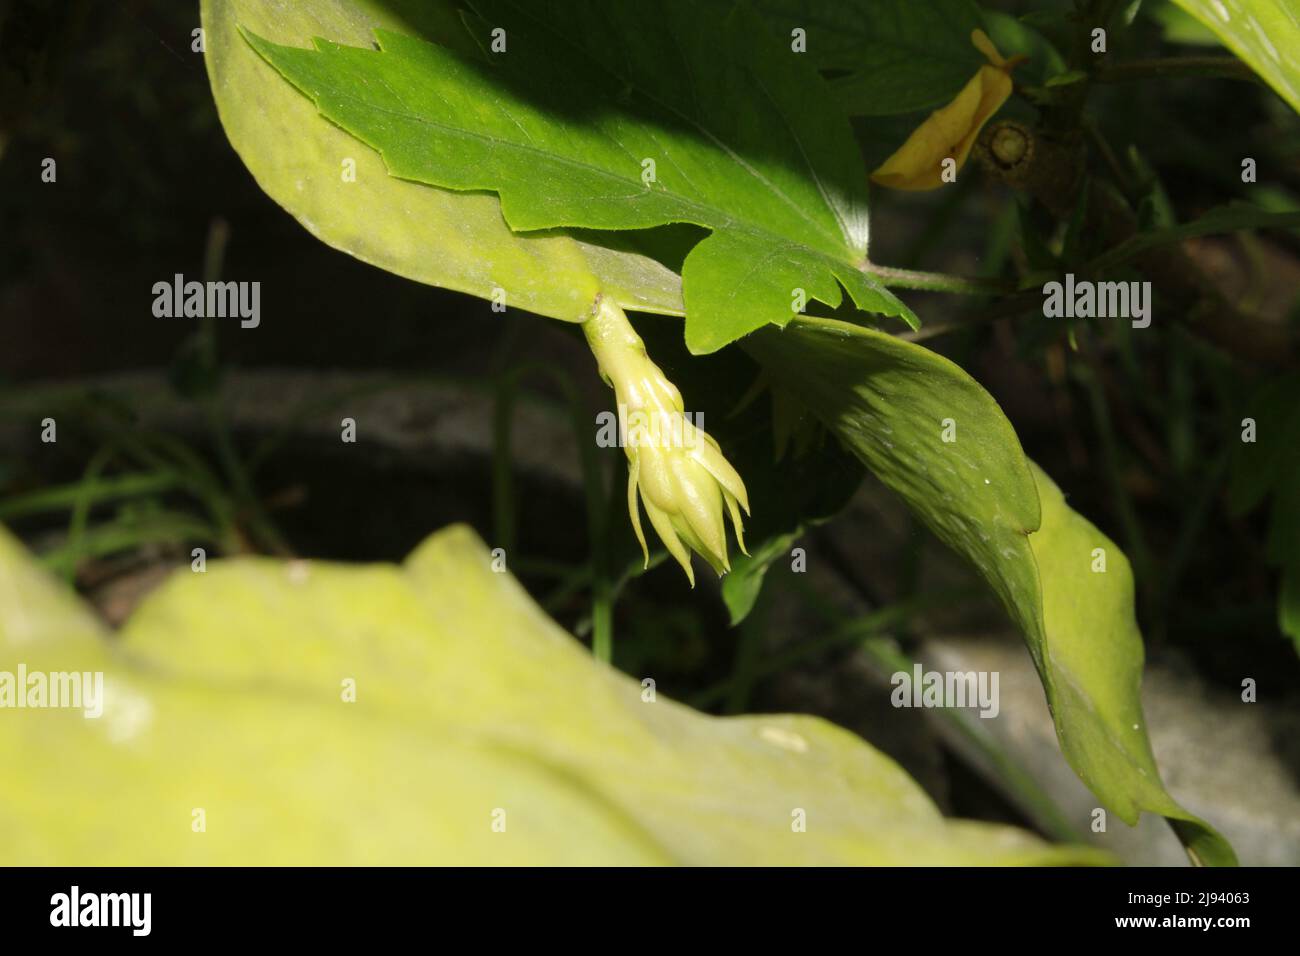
(583, 298), (749, 585)
(871, 30), (1026, 192)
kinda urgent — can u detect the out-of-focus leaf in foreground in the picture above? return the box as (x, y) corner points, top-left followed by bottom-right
(748, 316), (1237, 866)
(1172, 0), (1300, 114)
(0, 525), (1107, 865)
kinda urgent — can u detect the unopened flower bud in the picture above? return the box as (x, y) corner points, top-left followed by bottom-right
(584, 298), (749, 585)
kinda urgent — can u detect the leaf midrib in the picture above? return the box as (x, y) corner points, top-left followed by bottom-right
(480, 0), (855, 254)
(283, 40), (863, 275)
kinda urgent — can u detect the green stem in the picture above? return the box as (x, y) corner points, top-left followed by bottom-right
(1157, 447), (1232, 628)
(690, 592), (973, 709)
(1096, 56), (1262, 86)
(1086, 210), (1300, 275)
(493, 360), (615, 661)
(589, 448), (622, 665)
(0, 471), (180, 521)
(855, 637), (1085, 845)
(110, 430), (242, 554)
(723, 587), (771, 714)
(1078, 364), (1155, 597)
(700, 626), (1091, 858)
(491, 373), (519, 558)
(43, 513), (221, 578)
(591, 585), (613, 663)
(205, 397), (288, 555)
(65, 447), (116, 583)
(791, 544), (1082, 843)
(862, 263), (1016, 296)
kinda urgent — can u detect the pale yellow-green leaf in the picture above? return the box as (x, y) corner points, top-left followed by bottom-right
(0, 524), (1106, 865)
(201, 0), (684, 322)
(747, 316), (1236, 865)
(1027, 463), (1231, 866)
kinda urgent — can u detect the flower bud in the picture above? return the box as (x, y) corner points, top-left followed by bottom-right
(584, 298), (749, 585)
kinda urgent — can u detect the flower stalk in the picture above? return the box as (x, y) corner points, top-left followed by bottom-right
(582, 297), (749, 586)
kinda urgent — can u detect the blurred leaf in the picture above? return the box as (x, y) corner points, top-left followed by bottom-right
(1061, 178), (1093, 265)
(982, 10), (1067, 86)
(1089, 203), (1300, 273)
(0, 472), (180, 521)
(168, 333), (223, 400)
(753, 0), (985, 115)
(1227, 377), (1300, 514)
(238, 0), (916, 354)
(718, 426), (859, 625)
(752, 2), (1062, 114)
(1282, 544), (1300, 643)
(1045, 69), (1089, 87)
(1019, 200), (1062, 272)
(1128, 147), (1178, 231)
(202, 0), (685, 322)
(723, 527), (815, 626)
(0, 524), (1105, 865)
(1229, 375), (1300, 652)
(39, 510), (218, 578)
(1172, 0), (1300, 113)
(1149, 0), (1224, 45)
(746, 315), (1237, 865)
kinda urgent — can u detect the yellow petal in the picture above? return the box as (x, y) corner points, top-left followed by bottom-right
(626, 456), (650, 569)
(669, 455), (729, 571)
(724, 490), (748, 557)
(670, 511), (729, 577)
(644, 497), (695, 587)
(690, 429), (751, 514)
(971, 27), (1011, 68)
(634, 441), (677, 512)
(871, 30), (1022, 192)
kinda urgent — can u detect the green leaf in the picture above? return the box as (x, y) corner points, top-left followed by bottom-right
(753, 0), (986, 115)
(1026, 464), (1234, 867)
(1172, 0), (1300, 114)
(745, 315), (1237, 865)
(202, 0), (685, 322)
(722, 531), (791, 624)
(1282, 545), (1300, 645)
(1089, 203), (1300, 273)
(238, 0), (916, 354)
(1228, 375), (1300, 653)
(1151, 1), (1224, 45)
(752, 2), (1064, 115)
(981, 10), (1068, 86)
(0, 524), (1107, 865)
